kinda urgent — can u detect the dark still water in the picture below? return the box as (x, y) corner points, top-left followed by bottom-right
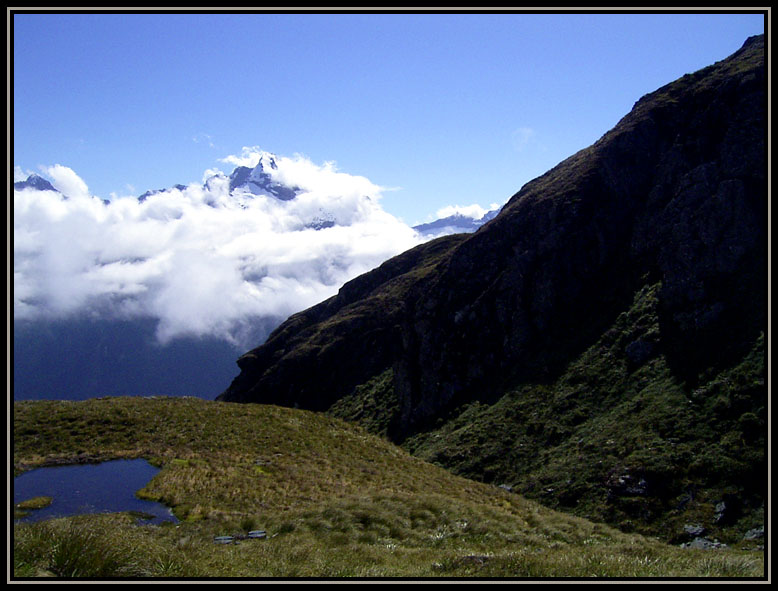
(14, 459), (177, 525)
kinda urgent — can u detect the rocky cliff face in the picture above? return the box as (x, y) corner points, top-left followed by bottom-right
(392, 35), (766, 435)
(220, 36), (765, 433)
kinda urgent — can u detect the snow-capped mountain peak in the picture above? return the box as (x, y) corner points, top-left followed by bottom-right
(229, 151), (299, 200)
(412, 206), (501, 237)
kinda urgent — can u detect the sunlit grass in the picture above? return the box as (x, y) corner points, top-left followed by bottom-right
(12, 397), (765, 579)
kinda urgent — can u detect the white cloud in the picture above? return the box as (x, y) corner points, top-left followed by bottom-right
(511, 126), (536, 152)
(202, 168), (225, 183)
(13, 153), (424, 348)
(15, 165), (34, 182)
(192, 133), (216, 148)
(219, 145), (266, 168)
(44, 164), (91, 199)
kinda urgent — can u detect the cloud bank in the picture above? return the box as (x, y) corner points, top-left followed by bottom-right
(13, 151), (425, 348)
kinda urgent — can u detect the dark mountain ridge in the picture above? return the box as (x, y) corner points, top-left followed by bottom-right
(218, 36), (766, 541)
(220, 35), (765, 419)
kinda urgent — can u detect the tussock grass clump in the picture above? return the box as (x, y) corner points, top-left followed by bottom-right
(13, 515), (149, 578)
(13, 509), (763, 579)
(454, 544), (765, 578)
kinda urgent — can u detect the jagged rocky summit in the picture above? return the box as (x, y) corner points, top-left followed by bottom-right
(14, 173), (113, 205)
(225, 37), (768, 542)
(225, 152), (300, 201)
(14, 174), (58, 193)
(138, 151), (300, 203)
(139, 151), (493, 234)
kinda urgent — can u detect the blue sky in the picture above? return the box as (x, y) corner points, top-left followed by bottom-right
(12, 10), (766, 225)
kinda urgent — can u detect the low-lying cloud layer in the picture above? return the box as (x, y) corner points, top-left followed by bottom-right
(13, 150), (426, 347)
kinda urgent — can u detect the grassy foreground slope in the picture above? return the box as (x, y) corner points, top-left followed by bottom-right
(12, 397), (764, 578)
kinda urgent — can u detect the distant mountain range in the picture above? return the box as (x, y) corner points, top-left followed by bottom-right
(217, 36), (767, 544)
(13, 148), (494, 402)
(17, 151), (494, 236)
(412, 208), (501, 236)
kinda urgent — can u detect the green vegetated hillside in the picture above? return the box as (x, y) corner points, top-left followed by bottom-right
(218, 35), (767, 547)
(12, 397), (765, 578)
(402, 284), (766, 543)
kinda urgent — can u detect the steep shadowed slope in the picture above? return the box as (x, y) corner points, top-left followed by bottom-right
(218, 36), (767, 541)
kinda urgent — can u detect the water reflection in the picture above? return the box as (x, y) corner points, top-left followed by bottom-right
(14, 459), (178, 525)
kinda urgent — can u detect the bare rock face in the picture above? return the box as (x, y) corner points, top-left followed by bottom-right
(219, 36), (765, 444)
